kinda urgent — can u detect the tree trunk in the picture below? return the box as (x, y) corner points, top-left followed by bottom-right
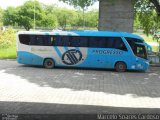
(98, 0), (134, 33)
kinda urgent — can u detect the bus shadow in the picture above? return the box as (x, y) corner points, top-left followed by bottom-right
(4, 64), (160, 98)
(20, 64), (144, 73)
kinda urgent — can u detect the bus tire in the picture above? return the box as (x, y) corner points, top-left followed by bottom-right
(115, 62), (127, 72)
(43, 58), (55, 69)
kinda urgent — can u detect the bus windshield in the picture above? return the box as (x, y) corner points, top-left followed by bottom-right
(125, 37), (148, 60)
(133, 44), (147, 60)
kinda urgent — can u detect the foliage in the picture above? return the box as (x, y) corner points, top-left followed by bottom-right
(139, 11), (160, 35)
(59, 0), (96, 10)
(17, 0), (44, 31)
(134, 0), (152, 12)
(59, 0), (97, 29)
(134, 0), (160, 35)
(3, 1), (59, 31)
(42, 4), (58, 28)
(55, 8), (78, 30)
(0, 8), (3, 26)
(0, 27), (16, 48)
(3, 7), (19, 26)
(59, 0), (160, 35)
(85, 10), (98, 28)
(41, 14), (58, 28)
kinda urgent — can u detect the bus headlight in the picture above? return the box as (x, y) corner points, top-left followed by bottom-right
(137, 64), (143, 69)
(145, 61), (149, 65)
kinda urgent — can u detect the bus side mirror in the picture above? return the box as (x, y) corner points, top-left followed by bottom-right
(145, 43), (152, 54)
(147, 46), (152, 54)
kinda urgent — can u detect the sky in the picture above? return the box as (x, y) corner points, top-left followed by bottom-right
(0, 0), (99, 10)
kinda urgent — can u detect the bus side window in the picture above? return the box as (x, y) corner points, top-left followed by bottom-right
(70, 36), (79, 47)
(106, 38), (114, 48)
(29, 35), (36, 45)
(119, 39), (127, 51)
(54, 36), (62, 46)
(36, 35), (44, 45)
(30, 35), (44, 46)
(89, 37), (99, 48)
(62, 36), (70, 46)
(99, 37), (107, 48)
(43, 35), (52, 46)
(113, 37), (127, 51)
(50, 36), (55, 45)
(79, 37), (88, 47)
(19, 35), (30, 45)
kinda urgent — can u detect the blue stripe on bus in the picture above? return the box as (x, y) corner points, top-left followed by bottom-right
(54, 46), (62, 58)
(55, 33), (59, 35)
(75, 47), (80, 51)
(17, 51), (44, 65)
(64, 46), (69, 51)
(45, 32), (50, 35)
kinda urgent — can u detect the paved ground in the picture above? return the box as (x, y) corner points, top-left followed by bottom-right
(0, 60), (160, 116)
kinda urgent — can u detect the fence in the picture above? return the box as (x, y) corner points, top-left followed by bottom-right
(148, 52), (160, 64)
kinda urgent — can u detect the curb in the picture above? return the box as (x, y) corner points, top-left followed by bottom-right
(0, 59), (16, 61)
(150, 64), (160, 67)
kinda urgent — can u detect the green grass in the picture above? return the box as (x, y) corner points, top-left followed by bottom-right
(0, 44), (16, 59)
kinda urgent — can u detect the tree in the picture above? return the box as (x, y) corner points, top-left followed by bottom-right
(55, 8), (77, 30)
(59, 0), (96, 10)
(150, 0), (160, 15)
(17, 0), (44, 31)
(134, 0), (160, 35)
(3, 7), (19, 26)
(85, 9), (98, 28)
(59, 0), (97, 29)
(60, 0), (160, 15)
(60, 0), (160, 33)
(0, 8), (3, 26)
(41, 4), (58, 29)
(41, 13), (58, 28)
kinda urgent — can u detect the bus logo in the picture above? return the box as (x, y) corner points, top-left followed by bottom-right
(62, 49), (82, 65)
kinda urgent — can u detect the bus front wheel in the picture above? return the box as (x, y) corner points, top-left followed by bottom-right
(115, 62), (126, 72)
(43, 59), (55, 69)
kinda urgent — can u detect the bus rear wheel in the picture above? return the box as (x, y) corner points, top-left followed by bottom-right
(115, 62), (126, 72)
(44, 59), (55, 69)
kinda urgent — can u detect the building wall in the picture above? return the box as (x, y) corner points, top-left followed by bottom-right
(98, 0), (134, 33)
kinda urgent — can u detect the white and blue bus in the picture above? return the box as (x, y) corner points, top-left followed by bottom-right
(17, 31), (151, 72)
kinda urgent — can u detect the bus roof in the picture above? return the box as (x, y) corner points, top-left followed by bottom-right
(18, 30), (144, 41)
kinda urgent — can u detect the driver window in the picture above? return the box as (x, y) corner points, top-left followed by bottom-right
(136, 46), (145, 58)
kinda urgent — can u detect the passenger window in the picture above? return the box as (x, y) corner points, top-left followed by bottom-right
(113, 38), (127, 51)
(79, 37), (88, 47)
(44, 35), (52, 46)
(54, 36), (63, 46)
(70, 36), (79, 47)
(62, 36), (70, 46)
(19, 35), (30, 45)
(29, 35), (36, 45)
(106, 37), (127, 51)
(106, 38), (114, 48)
(51, 36), (55, 45)
(89, 37), (99, 48)
(99, 38), (107, 48)
(36, 35), (44, 45)
(69, 36), (88, 47)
